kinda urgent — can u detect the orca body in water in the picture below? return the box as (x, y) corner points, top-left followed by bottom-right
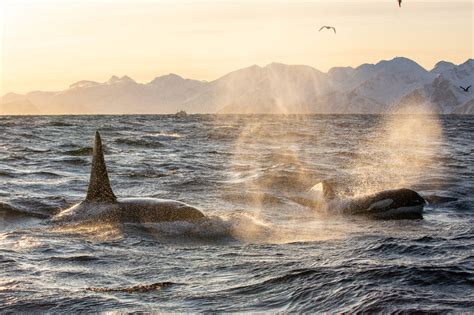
(302, 181), (426, 220)
(54, 131), (205, 224)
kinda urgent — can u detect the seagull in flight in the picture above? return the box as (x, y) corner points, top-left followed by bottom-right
(398, 0), (402, 7)
(460, 85), (471, 92)
(319, 26), (336, 34)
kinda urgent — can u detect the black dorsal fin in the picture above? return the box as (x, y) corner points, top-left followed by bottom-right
(85, 131), (117, 203)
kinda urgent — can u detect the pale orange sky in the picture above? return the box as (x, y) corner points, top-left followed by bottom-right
(1, 0), (472, 95)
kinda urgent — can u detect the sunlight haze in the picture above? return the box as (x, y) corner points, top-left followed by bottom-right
(1, 0), (473, 94)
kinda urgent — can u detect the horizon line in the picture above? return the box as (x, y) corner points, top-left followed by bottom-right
(3, 56), (473, 97)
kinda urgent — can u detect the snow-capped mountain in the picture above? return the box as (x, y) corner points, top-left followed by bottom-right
(209, 63), (330, 114)
(1, 74), (207, 114)
(397, 59), (474, 114)
(1, 58), (473, 115)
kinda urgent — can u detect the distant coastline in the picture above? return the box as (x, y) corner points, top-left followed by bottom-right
(2, 57), (473, 115)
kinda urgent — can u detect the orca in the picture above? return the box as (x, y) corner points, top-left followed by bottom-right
(301, 181), (426, 220)
(53, 131), (205, 224)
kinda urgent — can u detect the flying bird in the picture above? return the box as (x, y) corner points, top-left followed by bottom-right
(398, 0), (402, 7)
(319, 26), (336, 34)
(460, 85), (471, 92)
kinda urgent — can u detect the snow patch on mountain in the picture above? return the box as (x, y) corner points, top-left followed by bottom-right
(1, 57), (473, 115)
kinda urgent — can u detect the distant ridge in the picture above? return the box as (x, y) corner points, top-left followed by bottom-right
(1, 58), (473, 115)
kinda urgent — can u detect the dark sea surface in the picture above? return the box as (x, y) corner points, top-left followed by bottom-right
(0, 114), (473, 312)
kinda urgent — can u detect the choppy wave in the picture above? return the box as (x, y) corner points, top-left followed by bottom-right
(126, 170), (168, 178)
(152, 132), (182, 141)
(49, 255), (99, 263)
(48, 121), (74, 127)
(64, 147), (93, 156)
(0, 115), (472, 312)
(0, 171), (15, 178)
(114, 137), (164, 148)
(87, 282), (176, 293)
(0, 195), (69, 220)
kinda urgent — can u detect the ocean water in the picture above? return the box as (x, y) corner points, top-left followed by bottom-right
(0, 114), (472, 312)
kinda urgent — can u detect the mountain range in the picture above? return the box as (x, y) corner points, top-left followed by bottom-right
(1, 57), (473, 115)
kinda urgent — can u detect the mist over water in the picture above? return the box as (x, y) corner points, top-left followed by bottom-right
(0, 114), (473, 312)
(349, 109), (444, 196)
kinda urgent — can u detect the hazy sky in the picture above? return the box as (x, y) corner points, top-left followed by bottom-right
(1, 0), (472, 94)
